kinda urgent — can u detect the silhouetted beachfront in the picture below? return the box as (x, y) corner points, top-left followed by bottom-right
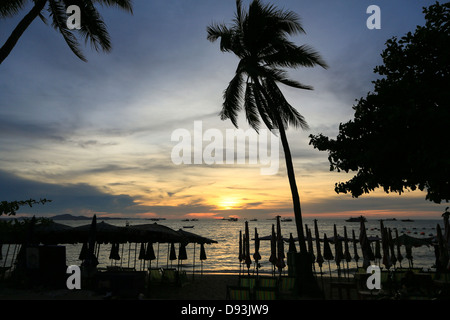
(1, 215), (449, 300)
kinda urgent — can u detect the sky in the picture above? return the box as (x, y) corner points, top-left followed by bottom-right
(0, 0), (446, 220)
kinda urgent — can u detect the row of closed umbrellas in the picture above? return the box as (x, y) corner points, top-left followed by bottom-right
(0, 215), (217, 245)
(0, 215), (217, 275)
(238, 215), (450, 278)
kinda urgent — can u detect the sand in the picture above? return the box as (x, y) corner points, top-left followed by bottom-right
(0, 273), (361, 300)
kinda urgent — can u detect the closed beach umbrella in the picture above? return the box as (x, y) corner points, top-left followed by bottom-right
(138, 243), (146, 260)
(145, 242), (156, 261)
(314, 220), (324, 269)
(352, 229), (360, 268)
(253, 228), (261, 275)
(395, 228), (404, 268)
(83, 215), (98, 268)
(288, 233), (297, 253)
(333, 224), (343, 276)
(436, 224), (448, 272)
(178, 242), (188, 261)
(276, 216), (286, 273)
(178, 242), (188, 271)
(269, 224), (277, 268)
(374, 239), (382, 265)
(200, 243), (207, 261)
(200, 243), (207, 275)
(169, 242), (177, 268)
(314, 220), (325, 292)
(145, 242), (156, 271)
(238, 230), (243, 275)
(79, 242), (88, 261)
(306, 227), (315, 263)
(109, 243), (120, 261)
(244, 221), (251, 272)
(323, 234), (334, 277)
(405, 244), (413, 268)
(388, 229), (397, 267)
(343, 226), (352, 278)
(343, 227), (352, 263)
(359, 220), (374, 269)
(380, 222), (391, 270)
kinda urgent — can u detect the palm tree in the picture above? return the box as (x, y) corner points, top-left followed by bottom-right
(0, 0), (133, 64)
(207, 0), (327, 253)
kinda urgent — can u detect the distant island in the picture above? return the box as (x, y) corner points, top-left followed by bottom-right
(50, 214), (126, 221)
(345, 215), (367, 222)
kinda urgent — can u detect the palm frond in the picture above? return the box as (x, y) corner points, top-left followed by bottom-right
(261, 67), (313, 90)
(48, 0), (87, 61)
(243, 82), (262, 132)
(263, 77), (309, 130)
(221, 70), (245, 128)
(252, 82), (274, 131)
(206, 23), (234, 52)
(262, 42), (328, 70)
(208, 0), (326, 133)
(0, 0), (29, 18)
(274, 9), (305, 35)
(77, 1), (111, 52)
(91, 0), (133, 13)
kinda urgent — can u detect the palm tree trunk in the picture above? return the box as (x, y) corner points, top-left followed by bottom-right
(275, 115), (307, 253)
(252, 78), (307, 252)
(0, 0), (47, 64)
(253, 78), (321, 297)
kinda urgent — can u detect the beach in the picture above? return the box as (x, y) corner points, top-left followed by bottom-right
(0, 273), (360, 300)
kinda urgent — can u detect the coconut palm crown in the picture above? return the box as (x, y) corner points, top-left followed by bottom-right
(0, 0), (133, 64)
(207, 0), (327, 251)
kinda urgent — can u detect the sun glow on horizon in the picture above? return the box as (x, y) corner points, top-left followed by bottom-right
(217, 197), (241, 210)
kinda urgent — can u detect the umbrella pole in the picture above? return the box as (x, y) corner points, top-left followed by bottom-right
(128, 243), (131, 268)
(11, 244), (19, 270)
(320, 267), (325, 295)
(156, 243), (160, 269)
(192, 243), (195, 280)
(134, 243), (138, 270)
(166, 243), (169, 269)
(2, 244), (10, 268)
(120, 243), (124, 268)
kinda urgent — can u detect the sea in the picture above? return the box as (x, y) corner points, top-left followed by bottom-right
(1, 217), (444, 276)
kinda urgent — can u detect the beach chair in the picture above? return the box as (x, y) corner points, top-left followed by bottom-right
(162, 268), (177, 284)
(257, 276), (278, 289)
(239, 276), (257, 291)
(279, 277), (296, 293)
(226, 286), (252, 300)
(178, 270), (189, 287)
(148, 268), (162, 283)
(254, 287), (278, 300)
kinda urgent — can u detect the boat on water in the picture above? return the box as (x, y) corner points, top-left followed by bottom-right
(146, 218), (166, 221)
(223, 217), (238, 221)
(281, 218), (293, 222)
(401, 219), (415, 222)
(183, 226), (194, 229)
(345, 215), (367, 222)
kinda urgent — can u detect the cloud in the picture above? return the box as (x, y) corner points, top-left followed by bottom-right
(0, 170), (142, 216)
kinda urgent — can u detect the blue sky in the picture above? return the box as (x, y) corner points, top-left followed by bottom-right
(0, 0), (445, 219)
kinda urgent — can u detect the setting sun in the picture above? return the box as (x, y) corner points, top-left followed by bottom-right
(218, 198), (241, 210)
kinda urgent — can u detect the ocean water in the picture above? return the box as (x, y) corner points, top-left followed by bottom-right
(1, 218), (443, 276)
